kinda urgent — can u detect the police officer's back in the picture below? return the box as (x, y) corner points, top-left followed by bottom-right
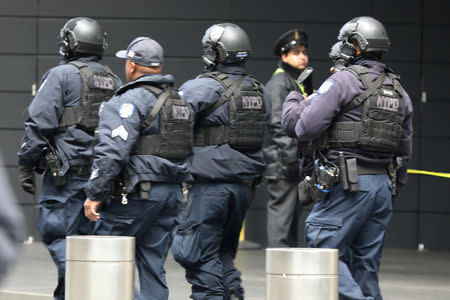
(282, 16), (413, 300)
(171, 23), (271, 300)
(17, 17), (122, 300)
(83, 37), (192, 300)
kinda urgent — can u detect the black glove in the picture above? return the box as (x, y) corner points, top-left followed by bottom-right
(18, 165), (35, 194)
(298, 177), (313, 206)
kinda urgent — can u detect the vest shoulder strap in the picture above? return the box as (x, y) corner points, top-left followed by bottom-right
(203, 74), (245, 117)
(68, 60), (88, 69)
(68, 61), (95, 78)
(115, 80), (161, 95)
(386, 72), (403, 95)
(247, 74), (264, 93)
(101, 64), (115, 77)
(69, 60), (114, 76)
(345, 65), (372, 89)
(342, 72), (387, 113)
(199, 71), (233, 88)
(142, 86), (171, 127)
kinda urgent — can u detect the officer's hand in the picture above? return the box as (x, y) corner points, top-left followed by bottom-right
(18, 165), (35, 194)
(84, 198), (100, 221)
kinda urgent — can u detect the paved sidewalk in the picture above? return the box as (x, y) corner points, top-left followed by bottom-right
(1, 242), (450, 299)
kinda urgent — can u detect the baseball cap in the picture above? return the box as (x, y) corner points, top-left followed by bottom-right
(115, 37), (163, 67)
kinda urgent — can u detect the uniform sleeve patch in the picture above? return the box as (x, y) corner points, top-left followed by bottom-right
(318, 80), (334, 94)
(111, 125), (129, 141)
(89, 168), (100, 180)
(119, 103), (135, 118)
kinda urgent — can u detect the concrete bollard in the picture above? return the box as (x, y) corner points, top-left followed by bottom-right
(266, 248), (339, 300)
(66, 236), (135, 300)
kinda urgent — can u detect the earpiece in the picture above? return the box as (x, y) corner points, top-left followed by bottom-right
(339, 38), (357, 60)
(201, 46), (218, 68)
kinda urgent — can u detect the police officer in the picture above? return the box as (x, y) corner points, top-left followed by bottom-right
(171, 23), (271, 300)
(282, 16), (413, 299)
(83, 37), (192, 300)
(264, 28), (313, 247)
(17, 17), (122, 300)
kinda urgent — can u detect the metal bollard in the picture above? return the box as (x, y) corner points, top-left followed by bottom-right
(266, 248), (339, 300)
(66, 235), (135, 300)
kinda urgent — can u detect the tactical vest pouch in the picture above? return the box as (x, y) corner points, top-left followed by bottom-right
(59, 61), (118, 133)
(132, 85), (192, 162)
(194, 72), (267, 151)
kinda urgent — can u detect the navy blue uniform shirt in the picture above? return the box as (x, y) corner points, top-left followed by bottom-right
(180, 63), (272, 182)
(17, 56), (123, 174)
(282, 58), (413, 188)
(85, 74), (193, 201)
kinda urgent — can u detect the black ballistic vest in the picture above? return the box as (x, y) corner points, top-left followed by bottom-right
(117, 82), (192, 162)
(194, 71), (267, 151)
(59, 60), (119, 133)
(329, 65), (405, 153)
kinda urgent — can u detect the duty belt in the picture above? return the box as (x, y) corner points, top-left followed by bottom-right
(193, 177), (256, 188)
(69, 165), (91, 177)
(357, 165), (388, 175)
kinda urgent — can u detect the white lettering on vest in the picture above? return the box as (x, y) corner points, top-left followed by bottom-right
(172, 105), (190, 120)
(242, 96), (263, 109)
(92, 75), (114, 90)
(376, 95), (399, 112)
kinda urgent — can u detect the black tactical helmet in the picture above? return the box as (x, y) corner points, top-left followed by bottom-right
(201, 23), (252, 67)
(329, 41), (348, 72)
(59, 17), (107, 58)
(337, 16), (390, 53)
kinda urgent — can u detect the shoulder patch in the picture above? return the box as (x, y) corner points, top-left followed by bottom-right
(119, 103), (135, 118)
(318, 80), (334, 94)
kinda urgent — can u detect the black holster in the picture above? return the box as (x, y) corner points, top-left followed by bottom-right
(338, 152), (359, 192)
(44, 151), (65, 186)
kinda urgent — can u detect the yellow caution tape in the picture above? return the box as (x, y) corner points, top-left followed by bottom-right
(238, 169), (449, 242)
(239, 222), (245, 241)
(407, 169), (450, 179)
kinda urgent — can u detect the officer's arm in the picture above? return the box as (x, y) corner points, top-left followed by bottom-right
(281, 91), (312, 139)
(18, 69), (67, 167)
(180, 78), (222, 123)
(395, 89), (414, 189)
(84, 96), (141, 202)
(294, 78), (344, 141)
